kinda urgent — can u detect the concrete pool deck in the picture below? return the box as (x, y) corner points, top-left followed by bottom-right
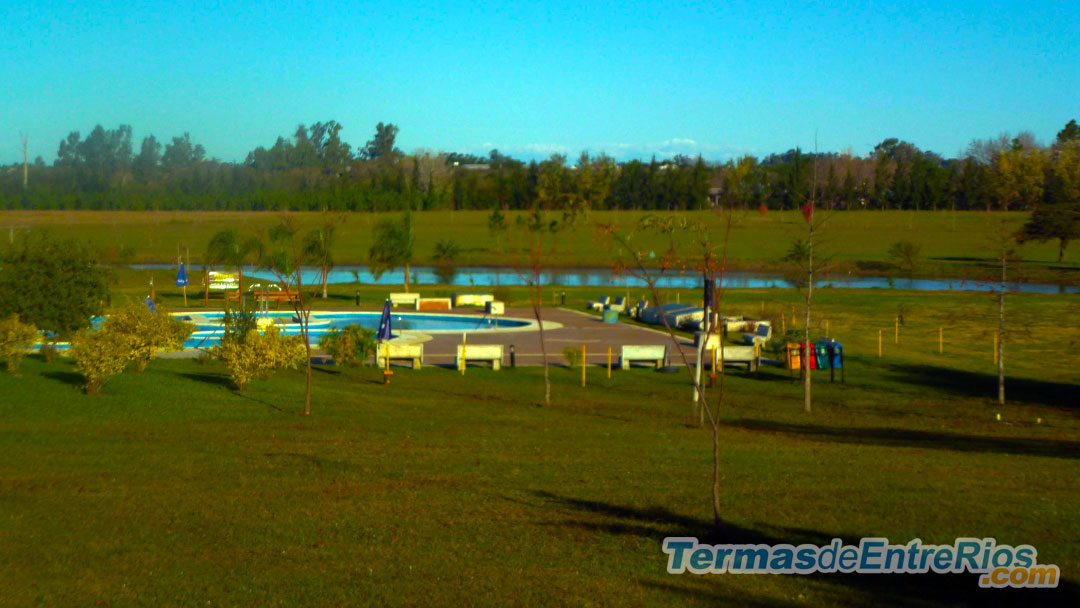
(380, 306), (708, 368)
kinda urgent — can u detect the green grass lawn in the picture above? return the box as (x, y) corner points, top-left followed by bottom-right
(6, 209), (1079, 284)
(2, 292), (1078, 605)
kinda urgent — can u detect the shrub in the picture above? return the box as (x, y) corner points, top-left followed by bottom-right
(563, 346), (582, 368)
(781, 239), (811, 289)
(0, 314), (39, 373)
(214, 325), (306, 390)
(432, 238), (461, 262)
(103, 306), (194, 372)
(69, 328), (131, 395)
(888, 241), (921, 274)
(318, 325), (376, 367)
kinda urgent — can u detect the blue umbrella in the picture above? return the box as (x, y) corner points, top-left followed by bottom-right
(377, 299), (393, 341)
(175, 262), (188, 287)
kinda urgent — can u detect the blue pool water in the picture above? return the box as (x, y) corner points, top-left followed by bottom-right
(179, 311), (533, 349)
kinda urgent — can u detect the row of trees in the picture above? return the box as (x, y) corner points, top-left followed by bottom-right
(4, 121), (1077, 215)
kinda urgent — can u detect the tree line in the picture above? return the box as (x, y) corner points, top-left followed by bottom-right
(2, 120), (1078, 219)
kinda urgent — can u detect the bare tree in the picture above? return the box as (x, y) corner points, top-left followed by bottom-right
(802, 139), (821, 414)
(993, 219), (1020, 407)
(503, 208), (572, 406)
(598, 208), (735, 528)
(19, 132), (28, 190)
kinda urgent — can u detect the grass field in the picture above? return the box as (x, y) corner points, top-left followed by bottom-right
(2, 274), (1079, 605)
(4, 210), (1079, 284)
(1, 343), (1077, 605)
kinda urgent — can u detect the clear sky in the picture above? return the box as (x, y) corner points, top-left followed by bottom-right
(2, 0), (1077, 164)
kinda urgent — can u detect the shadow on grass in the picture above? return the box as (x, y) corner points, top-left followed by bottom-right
(531, 491), (1078, 606)
(42, 371), (85, 387)
(885, 364), (1079, 409)
(724, 418), (1080, 460)
(175, 371), (234, 388)
(169, 371), (289, 412)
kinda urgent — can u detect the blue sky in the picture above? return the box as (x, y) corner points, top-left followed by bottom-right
(2, 1), (1077, 164)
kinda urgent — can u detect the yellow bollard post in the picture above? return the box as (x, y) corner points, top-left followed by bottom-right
(607, 347), (612, 378)
(581, 344), (587, 388)
(878, 329), (882, 358)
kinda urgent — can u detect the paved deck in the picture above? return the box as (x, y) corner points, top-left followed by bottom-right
(401, 306), (705, 368)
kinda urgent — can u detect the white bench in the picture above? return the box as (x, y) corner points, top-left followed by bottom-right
(620, 345), (667, 369)
(376, 342), (424, 369)
(456, 344), (503, 370)
(694, 335), (760, 372)
(453, 293), (494, 307)
(389, 293), (420, 309)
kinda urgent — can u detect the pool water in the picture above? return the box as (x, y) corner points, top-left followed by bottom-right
(178, 311), (534, 349)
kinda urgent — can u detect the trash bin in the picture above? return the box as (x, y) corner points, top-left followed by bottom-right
(814, 339), (832, 370)
(797, 342), (818, 370)
(828, 341), (843, 369)
(602, 309), (619, 324)
(786, 343), (802, 370)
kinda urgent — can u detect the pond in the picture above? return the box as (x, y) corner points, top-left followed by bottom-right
(130, 264), (1077, 294)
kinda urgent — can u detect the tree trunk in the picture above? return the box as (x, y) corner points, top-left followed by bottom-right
(404, 263), (411, 293)
(1059, 239), (1068, 263)
(998, 249), (1006, 407)
(712, 418), (722, 528)
(321, 265), (329, 299)
(804, 223), (813, 413)
(297, 273), (312, 416)
(534, 280), (551, 407)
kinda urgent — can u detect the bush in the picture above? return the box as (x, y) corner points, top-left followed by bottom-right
(318, 325), (376, 367)
(69, 328), (131, 395)
(888, 241), (921, 274)
(103, 306), (194, 372)
(781, 239), (811, 289)
(0, 314), (39, 373)
(563, 346), (582, 368)
(214, 324), (306, 390)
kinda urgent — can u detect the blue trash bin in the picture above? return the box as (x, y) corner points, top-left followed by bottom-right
(602, 309), (619, 324)
(828, 341), (843, 369)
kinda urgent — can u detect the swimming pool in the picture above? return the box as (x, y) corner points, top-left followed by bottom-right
(177, 310), (538, 349)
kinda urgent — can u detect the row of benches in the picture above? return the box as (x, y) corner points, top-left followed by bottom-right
(374, 342), (759, 371)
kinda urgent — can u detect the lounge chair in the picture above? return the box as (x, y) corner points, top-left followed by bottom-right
(607, 296), (628, 313)
(586, 296), (610, 311)
(742, 322), (773, 345)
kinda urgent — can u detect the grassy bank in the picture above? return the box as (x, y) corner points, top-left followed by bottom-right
(1, 346), (1077, 605)
(4, 210), (1078, 284)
